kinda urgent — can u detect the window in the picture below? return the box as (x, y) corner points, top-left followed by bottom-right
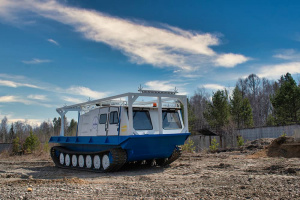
(99, 114), (107, 124)
(133, 111), (153, 130)
(162, 111), (182, 129)
(109, 111), (119, 124)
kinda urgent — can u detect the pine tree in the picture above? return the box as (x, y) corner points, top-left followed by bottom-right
(241, 98), (253, 128)
(67, 119), (78, 136)
(230, 87), (253, 128)
(204, 90), (230, 128)
(271, 73), (300, 125)
(8, 123), (15, 143)
(230, 87), (243, 128)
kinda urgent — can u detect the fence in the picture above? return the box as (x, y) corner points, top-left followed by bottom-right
(0, 143), (12, 153)
(238, 124), (300, 141)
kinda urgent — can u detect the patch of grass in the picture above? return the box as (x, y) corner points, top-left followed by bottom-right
(181, 138), (196, 153)
(209, 138), (219, 152)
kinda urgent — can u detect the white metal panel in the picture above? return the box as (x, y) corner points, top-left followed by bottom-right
(119, 107), (130, 136)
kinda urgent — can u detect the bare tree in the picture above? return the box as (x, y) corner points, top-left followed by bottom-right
(189, 87), (210, 132)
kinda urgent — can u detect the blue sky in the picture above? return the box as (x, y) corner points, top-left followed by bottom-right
(0, 0), (300, 125)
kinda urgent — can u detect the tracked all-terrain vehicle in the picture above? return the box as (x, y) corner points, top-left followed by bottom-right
(49, 89), (190, 172)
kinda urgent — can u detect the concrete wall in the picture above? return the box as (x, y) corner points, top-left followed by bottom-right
(189, 125), (300, 151)
(0, 143), (12, 153)
(238, 125), (300, 141)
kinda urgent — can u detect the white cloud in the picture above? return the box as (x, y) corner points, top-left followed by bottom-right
(62, 96), (83, 104)
(0, 96), (18, 103)
(203, 84), (225, 90)
(273, 49), (300, 61)
(7, 118), (44, 126)
(27, 94), (47, 101)
(66, 86), (108, 99)
(144, 80), (187, 95)
(258, 62), (300, 79)
(0, 95), (53, 107)
(214, 53), (250, 68)
(47, 38), (59, 46)
(144, 81), (175, 91)
(0, 79), (41, 88)
(0, 0), (249, 72)
(22, 58), (51, 64)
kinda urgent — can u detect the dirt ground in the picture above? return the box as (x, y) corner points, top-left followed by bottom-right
(0, 144), (299, 199)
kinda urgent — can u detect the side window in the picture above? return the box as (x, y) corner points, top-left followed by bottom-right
(109, 111), (119, 124)
(133, 111), (153, 130)
(99, 114), (107, 124)
(162, 111), (182, 129)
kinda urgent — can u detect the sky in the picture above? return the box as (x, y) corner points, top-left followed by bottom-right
(0, 0), (300, 125)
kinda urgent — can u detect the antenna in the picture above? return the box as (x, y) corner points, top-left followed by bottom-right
(138, 84), (143, 92)
(174, 87), (178, 93)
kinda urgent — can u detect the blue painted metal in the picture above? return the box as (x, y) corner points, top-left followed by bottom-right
(49, 133), (190, 161)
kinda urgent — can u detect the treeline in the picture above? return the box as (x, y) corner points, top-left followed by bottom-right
(1, 72), (299, 142)
(0, 117), (77, 143)
(189, 72), (300, 134)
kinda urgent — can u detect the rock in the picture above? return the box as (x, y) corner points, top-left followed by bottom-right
(27, 187), (33, 192)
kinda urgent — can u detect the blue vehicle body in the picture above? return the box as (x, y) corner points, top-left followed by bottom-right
(50, 90), (190, 171)
(49, 133), (190, 162)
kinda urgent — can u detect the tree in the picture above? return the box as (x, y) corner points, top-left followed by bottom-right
(53, 117), (61, 136)
(204, 89), (230, 128)
(271, 73), (300, 125)
(241, 98), (254, 128)
(189, 88), (210, 133)
(23, 131), (40, 153)
(0, 116), (8, 143)
(67, 119), (77, 136)
(8, 123), (15, 143)
(230, 87), (243, 128)
(236, 74), (276, 127)
(230, 87), (253, 129)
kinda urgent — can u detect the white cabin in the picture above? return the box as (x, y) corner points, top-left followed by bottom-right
(77, 106), (184, 136)
(56, 89), (189, 137)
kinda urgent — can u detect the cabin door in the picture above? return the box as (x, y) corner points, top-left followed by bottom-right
(107, 107), (119, 136)
(98, 107), (109, 136)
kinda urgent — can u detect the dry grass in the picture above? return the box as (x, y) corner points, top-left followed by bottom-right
(0, 143), (51, 161)
(246, 148), (268, 159)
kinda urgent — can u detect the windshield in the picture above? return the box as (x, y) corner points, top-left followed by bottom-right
(162, 110), (182, 129)
(133, 110), (153, 130)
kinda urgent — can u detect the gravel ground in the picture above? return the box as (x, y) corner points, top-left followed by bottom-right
(0, 150), (299, 199)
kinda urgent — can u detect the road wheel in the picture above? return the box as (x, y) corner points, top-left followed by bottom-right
(72, 155), (78, 167)
(78, 155), (85, 168)
(102, 154), (110, 170)
(65, 154), (71, 166)
(86, 155), (92, 168)
(93, 155), (101, 169)
(59, 153), (64, 165)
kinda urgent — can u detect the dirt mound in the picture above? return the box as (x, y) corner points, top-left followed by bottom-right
(267, 136), (300, 158)
(244, 138), (274, 150)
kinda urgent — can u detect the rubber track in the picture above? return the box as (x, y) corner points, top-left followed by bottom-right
(156, 148), (182, 166)
(50, 146), (127, 172)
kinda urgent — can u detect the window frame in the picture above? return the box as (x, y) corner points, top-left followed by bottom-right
(99, 113), (107, 124)
(109, 111), (119, 124)
(162, 110), (182, 130)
